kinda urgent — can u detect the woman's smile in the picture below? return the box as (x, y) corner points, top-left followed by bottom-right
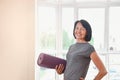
(74, 22), (86, 40)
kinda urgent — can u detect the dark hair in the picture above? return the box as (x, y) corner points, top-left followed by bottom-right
(73, 19), (92, 41)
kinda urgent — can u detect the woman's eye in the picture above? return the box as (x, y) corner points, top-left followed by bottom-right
(81, 28), (85, 30)
(75, 27), (85, 31)
(76, 27), (79, 29)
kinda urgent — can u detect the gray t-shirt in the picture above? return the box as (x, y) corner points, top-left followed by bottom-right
(64, 42), (95, 80)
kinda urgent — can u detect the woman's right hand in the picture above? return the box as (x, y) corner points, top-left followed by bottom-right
(55, 64), (64, 75)
(80, 77), (84, 80)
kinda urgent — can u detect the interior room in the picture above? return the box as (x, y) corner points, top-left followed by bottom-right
(0, 0), (120, 80)
(35, 0), (120, 80)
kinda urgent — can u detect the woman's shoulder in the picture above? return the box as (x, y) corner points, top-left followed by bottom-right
(87, 43), (94, 47)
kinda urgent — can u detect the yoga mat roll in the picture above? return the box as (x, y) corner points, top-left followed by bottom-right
(37, 53), (66, 72)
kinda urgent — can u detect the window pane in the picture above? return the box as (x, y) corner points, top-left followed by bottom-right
(109, 7), (120, 52)
(78, 8), (105, 51)
(109, 65), (120, 80)
(38, 7), (56, 50)
(109, 54), (120, 80)
(109, 54), (120, 65)
(36, 7), (56, 80)
(62, 8), (74, 50)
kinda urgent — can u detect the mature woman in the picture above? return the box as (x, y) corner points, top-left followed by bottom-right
(55, 19), (107, 80)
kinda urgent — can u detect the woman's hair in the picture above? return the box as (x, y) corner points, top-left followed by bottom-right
(73, 19), (92, 41)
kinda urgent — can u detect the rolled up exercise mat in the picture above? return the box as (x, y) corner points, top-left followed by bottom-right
(37, 53), (66, 72)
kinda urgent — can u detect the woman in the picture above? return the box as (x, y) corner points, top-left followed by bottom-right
(55, 19), (107, 80)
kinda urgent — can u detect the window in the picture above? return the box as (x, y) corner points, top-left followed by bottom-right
(36, 0), (120, 80)
(36, 7), (56, 80)
(109, 7), (120, 80)
(109, 54), (120, 80)
(78, 8), (105, 51)
(38, 7), (56, 50)
(62, 8), (74, 50)
(109, 7), (120, 52)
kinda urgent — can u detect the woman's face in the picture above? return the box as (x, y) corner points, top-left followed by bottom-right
(74, 22), (87, 41)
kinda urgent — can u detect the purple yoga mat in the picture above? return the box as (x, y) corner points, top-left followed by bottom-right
(37, 53), (66, 72)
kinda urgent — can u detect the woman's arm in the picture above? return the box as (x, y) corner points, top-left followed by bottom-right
(90, 51), (107, 80)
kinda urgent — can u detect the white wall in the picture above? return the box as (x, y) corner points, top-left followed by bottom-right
(0, 0), (35, 80)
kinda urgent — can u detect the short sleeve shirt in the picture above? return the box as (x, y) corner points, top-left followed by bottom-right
(64, 43), (95, 80)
